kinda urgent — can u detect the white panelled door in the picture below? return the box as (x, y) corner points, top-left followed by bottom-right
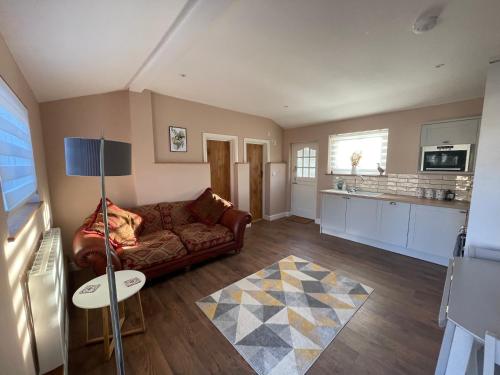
(291, 143), (318, 220)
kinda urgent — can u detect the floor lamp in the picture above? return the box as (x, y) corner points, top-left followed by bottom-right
(64, 137), (131, 375)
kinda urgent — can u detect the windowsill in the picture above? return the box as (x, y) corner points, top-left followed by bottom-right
(7, 201), (43, 242)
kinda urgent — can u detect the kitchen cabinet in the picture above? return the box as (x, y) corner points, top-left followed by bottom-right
(320, 190), (468, 265)
(321, 194), (347, 233)
(420, 117), (480, 146)
(378, 200), (411, 247)
(407, 205), (467, 258)
(346, 197), (379, 240)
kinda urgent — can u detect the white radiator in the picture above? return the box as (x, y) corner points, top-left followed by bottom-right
(28, 228), (68, 374)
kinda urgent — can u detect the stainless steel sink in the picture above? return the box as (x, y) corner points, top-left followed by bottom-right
(350, 191), (384, 197)
(321, 189), (383, 198)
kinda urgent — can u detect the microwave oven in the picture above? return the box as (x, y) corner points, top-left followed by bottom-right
(420, 144), (472, 172)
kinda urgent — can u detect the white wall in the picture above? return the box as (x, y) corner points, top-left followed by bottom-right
(466, 61), (500, 259)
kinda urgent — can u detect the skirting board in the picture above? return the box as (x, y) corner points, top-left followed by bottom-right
(320, 225), (448, 266)
(263, 212), (290, 221)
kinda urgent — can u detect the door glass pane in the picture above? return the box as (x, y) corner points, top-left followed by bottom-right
(297, 168), (303, 178)
(303, 157), (309, 168)
(310, 149), (316, 157)
(310, 168), (316, 178)
(297, 149), (303, 157)
(303, 147), (310, 157)
(310, 158), (316, 167)
(297, 158), (303, 167)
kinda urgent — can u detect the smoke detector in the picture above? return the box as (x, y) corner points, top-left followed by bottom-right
(412, 6), (443, 34)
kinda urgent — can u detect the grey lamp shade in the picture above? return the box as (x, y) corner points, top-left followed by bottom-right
(64, 137), (131, 176)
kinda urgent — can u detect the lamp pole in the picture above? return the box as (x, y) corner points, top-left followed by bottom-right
(99, 137), (125, 375)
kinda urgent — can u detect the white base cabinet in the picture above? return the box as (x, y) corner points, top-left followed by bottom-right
(378, 200), (411, 247)
(320, 193), (467, 266)
(407, 205), (467, 259)
(320, 194), (347, 233)
(346, 197), (379, 240)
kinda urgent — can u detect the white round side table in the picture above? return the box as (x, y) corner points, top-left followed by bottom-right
(73, 270), (146, 360)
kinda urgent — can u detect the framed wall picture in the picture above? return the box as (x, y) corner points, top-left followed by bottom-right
(169, 126), (187, 152)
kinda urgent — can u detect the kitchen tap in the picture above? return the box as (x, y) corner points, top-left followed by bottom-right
(347, 174), (365, 192)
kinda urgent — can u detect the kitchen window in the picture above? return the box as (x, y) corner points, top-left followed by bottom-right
(328, 129), (388, 174)
(0, 76), (38, 212)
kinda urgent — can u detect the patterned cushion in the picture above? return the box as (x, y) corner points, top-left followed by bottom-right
(157, 201), (196, 230)
(174, 223), (234, 252)
(187, 188), (233, 225)
(128, 204), (162, 235)
(84, 198), (142, 248)
(119, 230), (187, 270)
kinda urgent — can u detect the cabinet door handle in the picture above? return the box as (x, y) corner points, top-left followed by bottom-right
(390, 201), (397, 205)
(459, 210), (467, 214)
(344, 196), (350, 200)
(442, 140), (450, 144)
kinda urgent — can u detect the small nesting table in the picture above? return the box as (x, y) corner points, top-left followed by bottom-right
(72, 270), (146, 360)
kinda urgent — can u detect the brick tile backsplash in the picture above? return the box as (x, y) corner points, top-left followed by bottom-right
(330, 173), (473, 201)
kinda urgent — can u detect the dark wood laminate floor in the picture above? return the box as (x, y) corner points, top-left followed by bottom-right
(68, 219), (447, 375)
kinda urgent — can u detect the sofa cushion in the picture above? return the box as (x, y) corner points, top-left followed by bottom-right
(157, 201), (196, 230)
(84, 198), (142, 248)
(174, 223), (234, 252)
(128, 204), (162, 235)
(187, 188), (233, 225)
(119, 230), (187, 270)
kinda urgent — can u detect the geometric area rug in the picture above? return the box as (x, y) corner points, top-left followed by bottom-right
(196, 255), (373, 375)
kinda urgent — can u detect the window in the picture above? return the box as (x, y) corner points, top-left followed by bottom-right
(0, 77), (37, 212)
(295, 146), (317, 179)
(328, 129), (388, 174)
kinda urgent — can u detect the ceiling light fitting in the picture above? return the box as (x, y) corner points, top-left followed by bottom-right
(412, 6), (443, 34)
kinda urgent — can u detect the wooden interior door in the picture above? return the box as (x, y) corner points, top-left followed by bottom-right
(247, 143), (263, 220)
(207, 140), (231, 201)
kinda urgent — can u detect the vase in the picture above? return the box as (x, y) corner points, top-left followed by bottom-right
(351, 166), (357, 175)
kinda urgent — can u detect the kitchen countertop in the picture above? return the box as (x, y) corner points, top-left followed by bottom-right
(320, 189), (470, 210)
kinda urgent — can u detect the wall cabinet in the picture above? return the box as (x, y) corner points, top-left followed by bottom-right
(320, 192), (467, 265)
(420, 117), (480, 146)
(346, 197), (379, 240)
(320, 194), (347, 232)
(407, 205), (467, 258)
(378, 200), (411, 247)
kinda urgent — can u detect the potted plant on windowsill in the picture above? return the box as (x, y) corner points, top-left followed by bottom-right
(350, 151), (362, 175)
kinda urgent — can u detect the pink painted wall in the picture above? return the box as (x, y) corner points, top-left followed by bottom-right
(41, 91), (137, 249)
(41, 90), (286, 248)
(0, 34), (52, 375)
(283, 98), (484, 216)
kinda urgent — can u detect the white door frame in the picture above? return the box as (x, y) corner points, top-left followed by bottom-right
(243, 138), (270, 219)
(291, 142), (318, 220)
(202, 133), (239, 201)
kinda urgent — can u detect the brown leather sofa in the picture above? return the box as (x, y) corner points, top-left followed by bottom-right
(72, 200), (252, 279)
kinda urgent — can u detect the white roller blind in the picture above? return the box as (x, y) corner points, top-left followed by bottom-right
(328, 129), (388, 174)
(0, 77), (37, 212)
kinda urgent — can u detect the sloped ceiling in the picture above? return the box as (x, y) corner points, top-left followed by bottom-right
(1, 0), (499, 128)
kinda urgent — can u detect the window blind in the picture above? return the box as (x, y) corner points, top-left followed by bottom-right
(0, 77), (37, 212)
(328, 129), (388, 174)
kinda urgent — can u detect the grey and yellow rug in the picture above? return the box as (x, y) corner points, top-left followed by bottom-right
(196, 255), (373, 375)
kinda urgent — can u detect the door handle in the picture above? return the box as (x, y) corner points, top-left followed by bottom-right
(292, 182), (298, 184)
(390, 201), (397, 205)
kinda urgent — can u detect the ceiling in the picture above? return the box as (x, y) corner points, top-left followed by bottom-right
(1, 0), (499, 128)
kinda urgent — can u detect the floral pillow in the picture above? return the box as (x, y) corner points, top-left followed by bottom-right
(187, 188), (233, 225)
(84, 198), (143, 248)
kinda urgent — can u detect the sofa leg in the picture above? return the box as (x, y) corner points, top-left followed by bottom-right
(184, 265), (191, 272)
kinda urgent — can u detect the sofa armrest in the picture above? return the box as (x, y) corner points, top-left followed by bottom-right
(73, 228), (123, 276)
(220, 208), (252, 247)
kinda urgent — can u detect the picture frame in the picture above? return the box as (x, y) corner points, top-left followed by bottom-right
(169, 126), (187, 152)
